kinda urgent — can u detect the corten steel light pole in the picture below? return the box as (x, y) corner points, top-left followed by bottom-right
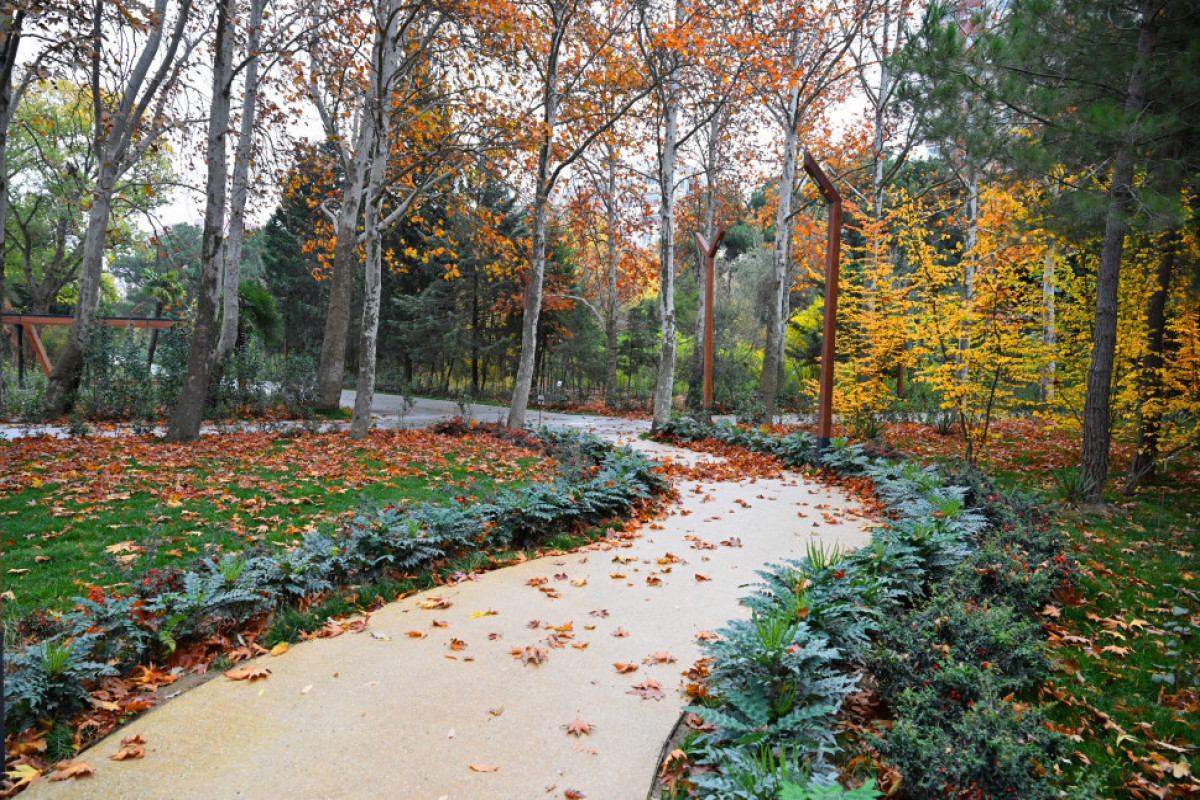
(695, 226), (726, 412)
(802, 151), (842, 464)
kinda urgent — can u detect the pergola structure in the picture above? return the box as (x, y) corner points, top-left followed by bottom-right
(695, 152), (843, 460)
(1, 312), (182, 383)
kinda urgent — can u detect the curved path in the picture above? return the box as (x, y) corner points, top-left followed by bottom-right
(27, 400), (872, 800)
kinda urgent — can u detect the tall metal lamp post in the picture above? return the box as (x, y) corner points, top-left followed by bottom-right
(802, 151), (843, 464)
(695, 226), (726, 414)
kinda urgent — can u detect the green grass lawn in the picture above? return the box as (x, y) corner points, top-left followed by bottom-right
(1, 428), (555, 627)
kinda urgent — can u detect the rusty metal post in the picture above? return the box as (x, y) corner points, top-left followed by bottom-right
(695, 226), (725, 412)
(16, 320), (24, 388)
(802, 152), (842, 464)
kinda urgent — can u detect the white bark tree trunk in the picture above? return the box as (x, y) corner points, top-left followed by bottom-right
(216, 0), (266, 363)
(755, 88), (799, 423)
(1040, 247), (1056, 406)
(507, 7), (564, 430)
(44, 0), (194, 414)
(349, 4), (399, 439)
(651, 67), (679, 431)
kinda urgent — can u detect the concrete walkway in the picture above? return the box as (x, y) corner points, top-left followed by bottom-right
(26, 403), (872, 800)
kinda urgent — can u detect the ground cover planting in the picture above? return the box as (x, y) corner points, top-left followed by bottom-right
(652, 419), (1094, 799)
(870, 420), (1200, 798)
(0, 427), (556, 622)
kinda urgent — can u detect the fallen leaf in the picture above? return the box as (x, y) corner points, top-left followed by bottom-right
(565, 788), (587, 798)
(590, 609), (609, 618)
(301, 684), (313, 694)
(6, 763), (40, 788)
(224, 666), (270, 681)
(511, 646), (547, 666)
(418, 596), (452, 610)
(110, 733), (146, 761)
(695, 630), (717, 641)
(647, 651), (676, 664)
(450, 638), (467, 651)
(406, 630), (428, 639)
(270, 642), (289, 657)
(48, 761), (94, 782)
(611, 627), (629, 637)
(565, 718), (593, 736)
(628, 678), (665, 700)
(694, 573), (711, 582)
(614, 662), (639, 673)
(469, 764), (498, 773)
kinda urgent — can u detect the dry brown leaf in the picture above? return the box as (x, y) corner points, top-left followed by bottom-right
(418, 596), (452, 610)
(613, 662), (639, 674)
(48, 761), (94, 782)
(406, 630), (428, 639)
(628, 679), (665, 700)
(224, 666), (270, 682)
(110, 736), (145, 761)
(468, 764), (498, 773)
(564, 718), (593, 736)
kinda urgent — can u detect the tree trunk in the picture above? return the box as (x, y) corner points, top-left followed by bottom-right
(0, 7), (16, 415)
(43, 171), (115, 414)
(166, 0), (234, 442)
(651, 68), (679, 431)
(688, 110), (722, 412)
(349, 133), (390, 439)
(507, 16), (562, 430)
(1123, 226), (1178, 493)
(215, 0), (265, 363)
(603, 155), (619, 407)
(756, 93), (799, 423)
(1079, 2), (1157, 502)
(44, 0), (193, 415)
(958, 175), (978, 387)
(1040, 246), (1056, 406)
(315, 116), (373, 410)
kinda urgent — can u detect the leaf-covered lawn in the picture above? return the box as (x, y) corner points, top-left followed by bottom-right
(879, 419), (1200, 797)
(0, 429), (556, 623)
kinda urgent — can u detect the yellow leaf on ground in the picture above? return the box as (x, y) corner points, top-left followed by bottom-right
(270, 642), (289, 657)
(6, 764), (40, 788)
